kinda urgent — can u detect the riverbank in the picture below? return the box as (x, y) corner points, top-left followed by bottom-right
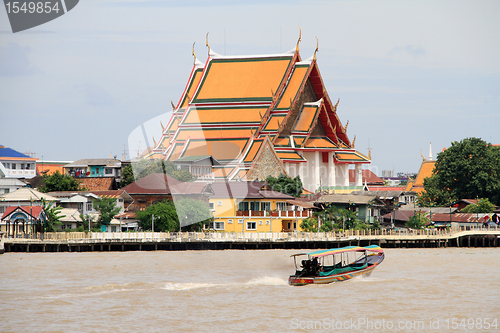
(3, 228), (499, 252)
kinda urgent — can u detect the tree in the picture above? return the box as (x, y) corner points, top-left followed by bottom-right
(460, 198), (495, 214)
(93, 197), (121, 229)
(405, 211), (430, 230)
(119, 165), (135, 188)
(79, 214), (96, 232)
(136, 200), (180, 232)
(174, 198), (211, 231)
(38, 171), (84, 193)
(420, 138), (500, 206)
(41, 197), (65, 232)
(300, 217), (318, 232)
(417, 174), (453, 207)
(266, 174), (303, 197)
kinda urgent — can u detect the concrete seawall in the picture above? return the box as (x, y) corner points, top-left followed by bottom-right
(4, 229), (500, 253)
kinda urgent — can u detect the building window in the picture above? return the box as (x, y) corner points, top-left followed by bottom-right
(86, 202), (93, 212)
(0, 206), (5, 214)
(214, 221), (224, 230)
(246, 221), (256, 230)
(259, 220), (263, 225)
(228, 219), (233, 224)
(5, 189), (10, 194)
(266, 220), (269, 225)
(26, 164), (30, 170)
(21, 164), (25, 170)
(105, 168), (113, 175)
(250, 201), (260, 211)
(96, 167), (100, 174)
(238, 219), (243, 224)
(11, 163), (16, 170)
(217, 201), (223, 206)
(276, 202), (287, 211)
(238, 202), (249, 211)
(261, 202), (271, 211)
(209, 202), (215, 211)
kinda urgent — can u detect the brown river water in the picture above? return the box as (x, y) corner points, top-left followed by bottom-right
(1, 248), (499, 332)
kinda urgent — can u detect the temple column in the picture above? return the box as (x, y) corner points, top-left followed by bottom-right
(343, 164), (349, 187)
(355, 164), (363, 187)
(328, 152), (335, 187)
(314, 151), (320, 190)
(299, 162), (305, 186)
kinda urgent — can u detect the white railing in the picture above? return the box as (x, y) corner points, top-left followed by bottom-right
(5, 226), (500, 242)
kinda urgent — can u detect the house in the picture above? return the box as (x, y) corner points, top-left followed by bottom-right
(91, 190), (134, 214)
(56, 208), (84, 231)
(121, 173), (212, 212)
(1, 206), (47, 237)
(209, 181), (314, 232)
(352, 189), (417, 214)
(172, 155), (220, 181)
(315, 194), (385, 224)
(63, 158), (122, 181)
(0, 145), (38, 179)
(0, 179), (26, 195)
(47, 191), (100, 216)
(36, 161), (71, 176)
(0, 187), (58, 216)
(143, 37), (370, 193)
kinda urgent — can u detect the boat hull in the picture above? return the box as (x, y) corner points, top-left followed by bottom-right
(288, 263), (379, 286)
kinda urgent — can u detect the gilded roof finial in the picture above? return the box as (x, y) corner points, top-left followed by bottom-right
(206, 32), (210, 55)
(313, 36), (319, 61)
(352, 135), (356, 148)
(171, 100), (176, 110)
(192, 42), (197, 65)
(344, 120), (349, 132)
(368, 150), (372, 160)
(296, 25), (301, 53)
(160, 121), (165, 132)
(152, 135), (157, 147)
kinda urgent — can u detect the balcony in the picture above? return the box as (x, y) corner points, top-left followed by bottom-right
(236, 210), (311, 218)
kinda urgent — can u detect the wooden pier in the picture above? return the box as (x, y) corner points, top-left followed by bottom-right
(3, 227), (500, 253)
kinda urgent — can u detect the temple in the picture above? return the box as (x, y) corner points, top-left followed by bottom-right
(145, 33), (370, 192)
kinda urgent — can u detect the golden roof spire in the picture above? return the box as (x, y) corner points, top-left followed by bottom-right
(206, 32), (210, 55)
(152, 136), (157, 147)
(296, 26), (301, 53)
(192, 42), (197, 65)
(171, 100), (176, 110)
(313, 36), (319, 61)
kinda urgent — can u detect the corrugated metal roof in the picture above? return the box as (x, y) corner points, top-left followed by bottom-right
(0, 187), (58, 202)
(0, 146), (31, 158)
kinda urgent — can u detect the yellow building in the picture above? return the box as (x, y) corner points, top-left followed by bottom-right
(209, 181), (314, 232)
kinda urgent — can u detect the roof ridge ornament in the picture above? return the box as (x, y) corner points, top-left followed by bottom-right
(313, 36), (318, 61)
(192, 42), (197, 65)
(171, 100), (176, 110)
(296, 25), (301, 54)
(206, 32), (210, 56)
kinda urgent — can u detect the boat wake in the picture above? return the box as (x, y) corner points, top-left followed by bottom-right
(162, 276), (287, 291)
(32, 276), (289, 299)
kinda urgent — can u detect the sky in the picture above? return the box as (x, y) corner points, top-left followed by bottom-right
(1, 0), (499, 176)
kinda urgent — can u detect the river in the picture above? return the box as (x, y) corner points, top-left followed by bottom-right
(1, 248), (499, 332)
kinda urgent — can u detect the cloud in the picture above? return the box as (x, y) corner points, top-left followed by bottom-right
(76, 83), (114, 107)
(390, 44), (426, 58)
(0, 43), (37, 76)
